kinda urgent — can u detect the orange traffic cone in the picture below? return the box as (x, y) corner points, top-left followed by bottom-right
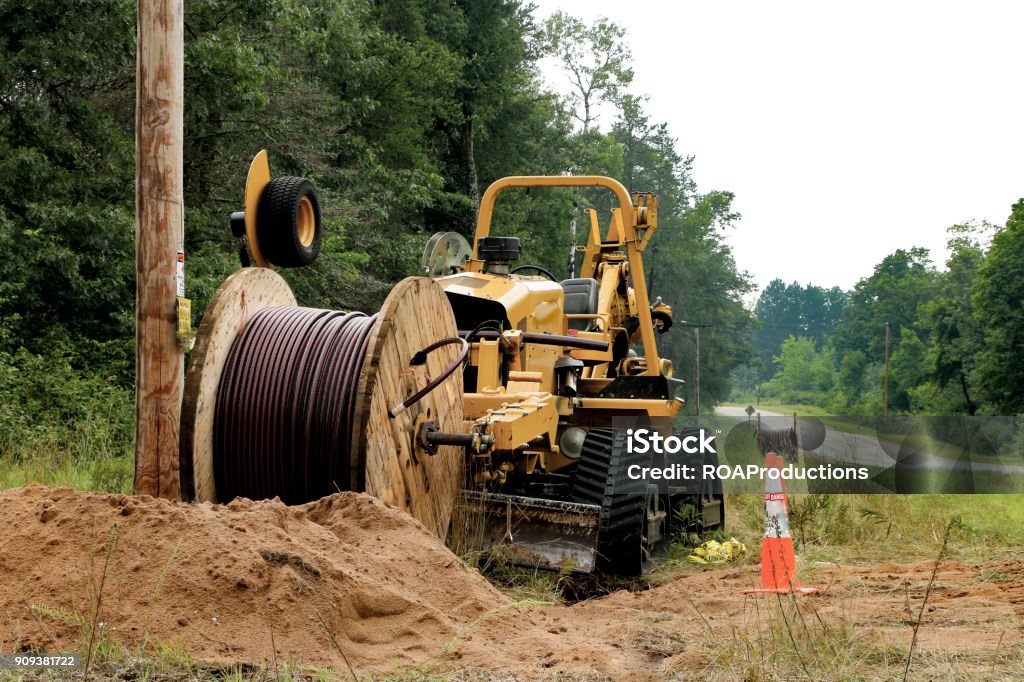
(744, 452), (819, 595)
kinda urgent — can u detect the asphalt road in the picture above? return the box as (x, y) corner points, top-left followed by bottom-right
(714, 405), (1024, 479)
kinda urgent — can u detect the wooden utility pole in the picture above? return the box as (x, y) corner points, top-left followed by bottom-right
(694, 326), (701, 417)
(677, 321), (712, 420)
(134, 0), (185, 498)
(883, 322), (890, 427)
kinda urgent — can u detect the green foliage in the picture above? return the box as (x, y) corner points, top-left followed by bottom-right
(1, 0), (1019, 478)
(889, 330), (926, 412)
(542, 10), (633, 131)
(0, 1), (136, 383)
(0, 348), (133, 492)
(787, 493), (851, 545)
(831, 247), (936, 361)
(603, 95), (755, 411)
(916, 224), (989, 415)
(973, 199), (1024, 414)
(833, 349), (870, 411)
(753, 279), (845, 381)
(0, 348), (132, 455)
(740, 206), (1023, 416)
(762, 336), (836, 405)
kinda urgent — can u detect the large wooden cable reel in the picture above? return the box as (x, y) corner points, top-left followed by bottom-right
(179, 270), (465, 539)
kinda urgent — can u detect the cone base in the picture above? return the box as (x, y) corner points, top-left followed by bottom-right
(743, 586), (821, 595)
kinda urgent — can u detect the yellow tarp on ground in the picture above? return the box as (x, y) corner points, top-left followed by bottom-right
(688, 538), (747, 564)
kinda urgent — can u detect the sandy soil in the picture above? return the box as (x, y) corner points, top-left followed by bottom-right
(1, 485), (1021, 679)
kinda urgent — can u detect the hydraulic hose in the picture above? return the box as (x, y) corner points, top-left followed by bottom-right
(389, 336), (469, 417)
(461, 329), (609, 352)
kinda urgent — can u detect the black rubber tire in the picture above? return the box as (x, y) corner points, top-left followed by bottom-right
(572, 428), (650, 576)
(256, 176), (322, 268)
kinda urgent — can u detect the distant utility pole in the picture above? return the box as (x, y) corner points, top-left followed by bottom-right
(678, 321), (712, 418)
(134, 0), (185, 498)
(883, 322), (890, 426)
(567, 188), (578, 279)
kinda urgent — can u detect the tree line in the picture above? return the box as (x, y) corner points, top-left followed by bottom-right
(0, 0), (753, 471)
(737, 207), (1024, 417)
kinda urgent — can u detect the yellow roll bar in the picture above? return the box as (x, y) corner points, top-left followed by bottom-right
(472, 176), (662, 377)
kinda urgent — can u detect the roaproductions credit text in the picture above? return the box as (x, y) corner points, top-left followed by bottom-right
(624, 428), (870, 482)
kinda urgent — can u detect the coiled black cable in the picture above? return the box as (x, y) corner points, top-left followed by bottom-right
(213, 306), (378, 504)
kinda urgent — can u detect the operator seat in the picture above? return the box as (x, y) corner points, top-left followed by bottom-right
(560, 278), (599, 331)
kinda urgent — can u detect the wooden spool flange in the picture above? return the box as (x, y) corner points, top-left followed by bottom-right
(180, 270), (464, 539)
(180, 267), (296, 503)
(352, 276), (465, 538)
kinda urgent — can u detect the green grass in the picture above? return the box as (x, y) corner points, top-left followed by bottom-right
(672, 502), (1024, 681)
(644, 493), (1024, 680)
(671, 492), (1024, 567)
(0, 449), (132, 493)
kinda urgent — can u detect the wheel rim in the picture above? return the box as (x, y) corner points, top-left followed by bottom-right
(297, 196), (316, 247)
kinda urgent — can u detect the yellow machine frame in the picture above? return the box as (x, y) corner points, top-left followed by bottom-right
(437, 176), (680, 481)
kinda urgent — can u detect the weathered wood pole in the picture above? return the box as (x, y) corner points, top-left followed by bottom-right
(134, 0), (184, 498)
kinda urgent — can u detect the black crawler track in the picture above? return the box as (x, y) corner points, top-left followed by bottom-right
(572, 428), (651, 576)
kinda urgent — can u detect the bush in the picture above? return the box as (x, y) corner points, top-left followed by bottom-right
(0, 347), (133, 492)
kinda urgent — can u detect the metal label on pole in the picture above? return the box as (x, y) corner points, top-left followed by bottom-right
(176, 250), (185, 297)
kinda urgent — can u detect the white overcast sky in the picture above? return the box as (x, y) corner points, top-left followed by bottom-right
(532, 1), (1024, 293)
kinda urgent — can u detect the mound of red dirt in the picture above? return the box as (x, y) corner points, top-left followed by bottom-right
(0, 486), (493, 670)
(0, 486), (641, 678)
